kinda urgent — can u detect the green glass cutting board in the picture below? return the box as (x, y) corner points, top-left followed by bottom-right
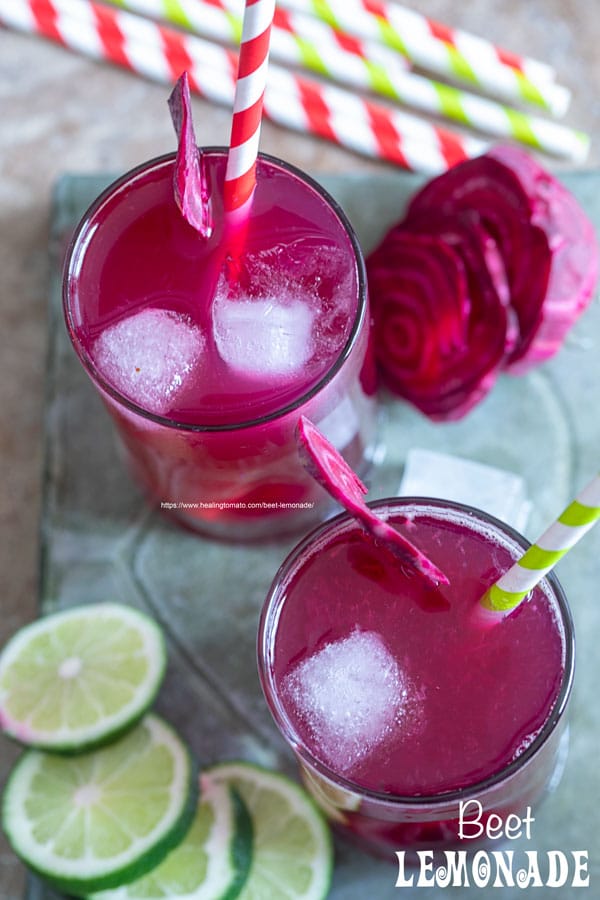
(27, 170), (600, 899)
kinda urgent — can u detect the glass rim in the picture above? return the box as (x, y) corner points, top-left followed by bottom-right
(62, 148), (368, 434)
(257, 496), (576, 809)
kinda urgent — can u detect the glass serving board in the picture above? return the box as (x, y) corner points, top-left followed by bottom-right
(28, 170), (600, 899)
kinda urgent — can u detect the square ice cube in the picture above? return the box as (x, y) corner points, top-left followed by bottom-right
(212, 295), (314, 380)
(93, 308), (204, 416)
(284, 630), (407, 773)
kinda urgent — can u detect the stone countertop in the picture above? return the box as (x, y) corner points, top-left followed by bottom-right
(1, 1), (599, 896)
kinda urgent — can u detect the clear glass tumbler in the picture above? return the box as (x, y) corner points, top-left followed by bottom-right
(63, 150), (376, 540)
(258, 498), (575, 860)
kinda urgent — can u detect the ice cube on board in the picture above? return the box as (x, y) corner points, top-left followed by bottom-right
(399, 449), (531, 532)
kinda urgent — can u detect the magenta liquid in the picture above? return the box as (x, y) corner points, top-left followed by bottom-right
(259, 499), (574, 857)
(64, 151), (376, 538)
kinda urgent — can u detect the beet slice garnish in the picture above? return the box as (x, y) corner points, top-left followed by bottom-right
(488, 145), (599, 373)
(296, 416), (448, 585)
(167, 72), (212, 238)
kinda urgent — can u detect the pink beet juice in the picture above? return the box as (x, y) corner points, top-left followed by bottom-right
(258, 498), (574, 859)
(63, 150), (376, 539)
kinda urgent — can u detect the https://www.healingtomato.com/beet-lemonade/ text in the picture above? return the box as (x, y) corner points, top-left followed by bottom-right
(258, 498), (590, 889)
(63, 150), (376, 540)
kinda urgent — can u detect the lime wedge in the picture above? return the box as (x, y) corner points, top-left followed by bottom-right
(89, 775), (253, 900)
(0, 603), (166, 752)
(209, 762), (333, 900)
(2, 714), (197, 895)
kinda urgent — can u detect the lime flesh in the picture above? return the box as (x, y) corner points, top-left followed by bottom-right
(0, 603), (166, 752)
(89, 775), (253, 900)
(209, 762), (333, 900)
(2, 714), (197, 895)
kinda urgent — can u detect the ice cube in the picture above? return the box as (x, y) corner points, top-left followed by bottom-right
(316, 394), (360, 450)
(212, 292), (314, 380)
(399, 448), (531, 532)
(284, 630), (407, 773)
(93, 308), (204, 415)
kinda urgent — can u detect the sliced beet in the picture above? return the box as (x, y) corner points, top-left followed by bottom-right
(367, 220), (509, 419)
(167, 72), (212, 238)
(488, 145), (599, 373)
(296, 416), (448, 585)
(347, 544), (451, 612)
(297, 414), (369, 509)
(367, 146), (598, 420)
(406, 154), (552, 366)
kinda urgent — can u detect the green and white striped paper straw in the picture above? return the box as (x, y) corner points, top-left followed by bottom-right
(481, 473), (600, 617)
(108, 0), (413, 89)
(279, 0), (571, 116)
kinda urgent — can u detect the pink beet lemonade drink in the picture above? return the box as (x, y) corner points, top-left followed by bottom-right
(258, 499), (574, 859)
(64, 150), (375, 538)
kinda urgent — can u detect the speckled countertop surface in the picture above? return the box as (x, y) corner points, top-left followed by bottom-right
(1, 1), (599, 896)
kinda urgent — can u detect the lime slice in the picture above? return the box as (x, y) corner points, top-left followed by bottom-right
(0, 603), (166, 752)
(89, 775), (253, 900)
(2, 714), (197, 895)
(300, 768), (360, 825)
(209, 762), (333, 900)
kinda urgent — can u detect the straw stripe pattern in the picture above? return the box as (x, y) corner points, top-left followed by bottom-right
(271, 4), (407, 94)
(110, 0), (414, 114)
(103, 0), (588, 161)
(482, 473), (600, 613)
(223, 0), (275, 212)
(0, 0), (488, 173)
(279, 0), (571, 115)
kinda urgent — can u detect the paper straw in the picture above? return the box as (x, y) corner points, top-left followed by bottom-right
(0, 0), (487, 173)
(479, 473), (600, 621)
(107, 0), (413, 84)
(263, 70), (487, 173)
(278, 0), (571, 116)
(223, 0), (275, 214)
(105, 0), (588, 162)
(112, 0), (558, 93)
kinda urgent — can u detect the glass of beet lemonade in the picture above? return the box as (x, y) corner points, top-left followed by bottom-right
(258, 498), (574, 860)
(63, 149), (375, 539)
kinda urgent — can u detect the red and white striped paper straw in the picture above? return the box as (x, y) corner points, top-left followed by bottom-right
(0, 0), (487, 173)
(223, 0), (275, 215)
